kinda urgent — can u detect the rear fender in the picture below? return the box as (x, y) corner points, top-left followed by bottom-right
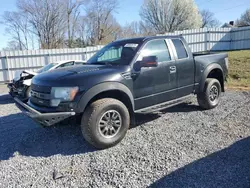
(199, 63), (224, 93)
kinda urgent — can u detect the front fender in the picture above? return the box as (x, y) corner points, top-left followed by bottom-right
(199, 63), (224, 93)
(76, 82), (134, 113)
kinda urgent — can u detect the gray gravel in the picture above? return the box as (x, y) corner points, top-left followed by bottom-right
(0, 84), (250, 188)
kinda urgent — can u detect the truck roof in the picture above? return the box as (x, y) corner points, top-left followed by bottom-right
(116, 35), (182, 43)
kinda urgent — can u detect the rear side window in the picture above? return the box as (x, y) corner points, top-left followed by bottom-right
(139, 39), (171, 62)
(172, 39), (188, 59)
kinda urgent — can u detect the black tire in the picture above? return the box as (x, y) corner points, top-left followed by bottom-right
(197, 78), (221, 110)
(81, 98), (130, 149)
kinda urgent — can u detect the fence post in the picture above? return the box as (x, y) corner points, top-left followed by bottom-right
(5, 56), (11, 82)
(230, 29), (233, 51)
(45, 53), (50, 65)
(82, 51), (87, 61)
(205, 30), (210, 52)
(208, 30), (210, 52)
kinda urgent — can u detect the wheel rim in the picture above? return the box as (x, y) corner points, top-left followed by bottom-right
(209, 85), (219, 102)
(98, 110), (122, 138)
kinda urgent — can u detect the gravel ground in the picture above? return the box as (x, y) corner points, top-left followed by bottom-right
(0, 84), (250, 188)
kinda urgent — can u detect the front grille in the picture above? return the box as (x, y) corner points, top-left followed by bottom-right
(30, 84), (52, 107)
(30, 96), (51, 107)
(31, 84), (51, 94)
(30, 90), (51, 100)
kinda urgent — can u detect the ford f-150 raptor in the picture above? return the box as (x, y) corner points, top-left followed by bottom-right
(15, 36), (228, 149)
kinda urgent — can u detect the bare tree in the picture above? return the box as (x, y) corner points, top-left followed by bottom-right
(200, 10), (220, 28)
(75, 16), (88, 46)
(2, 40), (23, 51)
(17, 0), (67, 49)
(140, 0), (202, 33)
(119, 21), (156, 39)
(84, 0), (120, 45)
(2, 11), (30, 50)
(236, 9), (250, 27)
(64, 0), (87, 48)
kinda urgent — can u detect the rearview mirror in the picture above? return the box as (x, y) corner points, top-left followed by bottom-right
(140, 56), (158, 68)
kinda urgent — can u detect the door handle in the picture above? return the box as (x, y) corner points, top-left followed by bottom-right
(170, 66), (176, 74)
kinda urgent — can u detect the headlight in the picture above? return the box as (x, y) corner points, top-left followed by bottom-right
(51, 87), (79, 102)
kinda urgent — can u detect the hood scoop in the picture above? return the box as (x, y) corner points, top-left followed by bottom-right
(65, 64), (102, 74)
(77, 67), (100, 74)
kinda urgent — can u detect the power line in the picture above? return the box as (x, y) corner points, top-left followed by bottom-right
(214, 2), (250, 14)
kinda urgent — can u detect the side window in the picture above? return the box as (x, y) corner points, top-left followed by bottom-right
(58, 61), (74, 68)
(172, 39), (188, 59)
(138, 40), (171, 62)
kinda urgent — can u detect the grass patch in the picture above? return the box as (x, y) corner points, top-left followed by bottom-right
(227, 50), (250, 89)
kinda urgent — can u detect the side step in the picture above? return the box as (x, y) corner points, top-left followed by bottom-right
(135, 95), (193, 114)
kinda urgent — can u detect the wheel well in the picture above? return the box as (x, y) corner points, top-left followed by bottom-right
(86, 90), (134, 117)
(207, 69), (224, 92)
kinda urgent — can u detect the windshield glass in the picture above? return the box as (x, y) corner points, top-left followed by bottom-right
(87, 41), (141, 65)
(37, 63), (57, 73)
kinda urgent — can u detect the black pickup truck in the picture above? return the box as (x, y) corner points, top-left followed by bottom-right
(15, 36), (228, 149)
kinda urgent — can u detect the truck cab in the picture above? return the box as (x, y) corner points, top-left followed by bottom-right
(15, 36), (228, 149)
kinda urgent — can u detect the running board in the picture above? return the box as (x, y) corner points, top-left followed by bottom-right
(135, 95), (193, 114)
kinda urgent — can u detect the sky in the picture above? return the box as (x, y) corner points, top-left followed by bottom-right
(0, 0), (249, 49)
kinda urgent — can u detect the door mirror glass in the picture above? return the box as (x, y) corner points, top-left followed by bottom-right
(134, 56), (158, 71)
(140, 56), (158, 68)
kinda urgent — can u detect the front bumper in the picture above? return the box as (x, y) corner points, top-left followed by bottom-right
(14, 97), (76, 126)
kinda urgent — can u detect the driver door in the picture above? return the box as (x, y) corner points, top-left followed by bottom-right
(133, 39), (177, 110)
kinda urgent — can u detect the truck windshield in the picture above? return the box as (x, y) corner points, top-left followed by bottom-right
(87, 41), (141, 65)
(37, 63), (57, 73)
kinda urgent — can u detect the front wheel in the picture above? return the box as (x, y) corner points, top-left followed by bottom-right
(81, 98), (130, 149)
(197, 78), (222, 110)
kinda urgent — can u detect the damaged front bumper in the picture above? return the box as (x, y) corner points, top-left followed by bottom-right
(14, 97), (76, 126)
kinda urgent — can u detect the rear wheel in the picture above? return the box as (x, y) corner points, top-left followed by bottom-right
(197, 78), (221, 110)
(81, 98), (130, 149)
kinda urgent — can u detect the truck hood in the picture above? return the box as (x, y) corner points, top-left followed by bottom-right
(33, 64), (125, 83)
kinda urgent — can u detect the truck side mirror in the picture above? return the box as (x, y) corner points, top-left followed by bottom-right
(134, 56), (158, 72)
(140, 56), (158, 68)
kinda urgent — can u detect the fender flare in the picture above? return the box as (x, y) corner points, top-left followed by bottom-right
(199, 63), (224, 92)
(77, 82), (134, 113)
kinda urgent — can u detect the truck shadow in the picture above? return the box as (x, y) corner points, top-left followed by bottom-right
(0, 102), (202, 160)
(132, 102), (202, 128)
(0, 94), (14, 104)
(149, 137), (250, 188)
(161, 102), (202, 113)
(0, 113), (95, 160)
